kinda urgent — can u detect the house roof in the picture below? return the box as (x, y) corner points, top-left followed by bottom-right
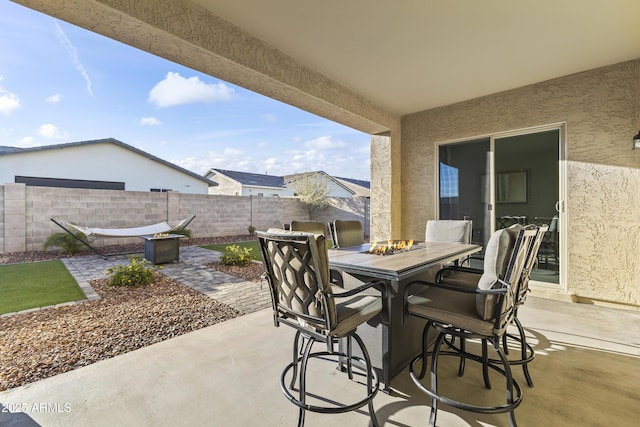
(335, 177), (370, 190)
(0, 146), (24, 154)
(211, 169), (285, 188)
(0, 138), (217, 186)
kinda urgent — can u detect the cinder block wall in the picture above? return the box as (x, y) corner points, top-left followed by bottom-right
(0, 185), (369, 253)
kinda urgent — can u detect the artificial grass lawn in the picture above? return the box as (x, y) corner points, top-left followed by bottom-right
(0, 260), (86, 315)
(201, 240), (262, 261)
(201, 238), (334, 261)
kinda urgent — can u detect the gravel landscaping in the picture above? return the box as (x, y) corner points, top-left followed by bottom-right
(0, 235), (265, 392)
(0, 275), (240, 391)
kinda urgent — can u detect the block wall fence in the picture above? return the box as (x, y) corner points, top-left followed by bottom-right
(0, 184), (370, 253)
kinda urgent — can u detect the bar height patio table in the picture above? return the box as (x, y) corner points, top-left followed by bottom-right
(328, 241), (481, 392)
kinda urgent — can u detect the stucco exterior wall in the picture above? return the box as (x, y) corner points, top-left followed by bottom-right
(0, 185), (369, 253)
(207, 174), (243, 196)
(400, 59), (640, 306)
(0, 143), (210, 194)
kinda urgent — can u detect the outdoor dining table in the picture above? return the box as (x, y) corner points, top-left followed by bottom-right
(328, 241), (481, 392)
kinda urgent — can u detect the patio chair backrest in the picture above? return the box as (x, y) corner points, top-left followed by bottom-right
(257, 230), (336, 331)
(515, 225), (548, 306)
(476, 226), (536, 322)
(331, 220), (364, 248)
(290, 221), (327, 237)
(425, 219), (472, 244)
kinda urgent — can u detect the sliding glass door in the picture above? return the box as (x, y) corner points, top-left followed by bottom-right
(438, 127), (563, 286)
(495, 130), (560, 285)
(438, 138), (491, 250)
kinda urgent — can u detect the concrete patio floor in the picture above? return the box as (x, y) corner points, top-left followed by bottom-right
(1, 295), (639, 426)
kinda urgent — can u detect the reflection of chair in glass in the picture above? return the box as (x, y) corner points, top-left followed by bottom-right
(425, 219), (472, 265)
(257, 230), (383, 426)
(537, 215), (558, 270)
(330, 220), (364, 248)
(496, 215), (527, 229)
(435, 224), (548, 387)
(403, 226), (536, 427)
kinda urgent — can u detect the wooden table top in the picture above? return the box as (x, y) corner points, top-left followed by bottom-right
(328, 241), (481, 281)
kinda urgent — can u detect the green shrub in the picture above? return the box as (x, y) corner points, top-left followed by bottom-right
(43, 229), (86, 256)
(220, 245), (253, 267)
(172, 228), (192, 238)
(106, 255), (157, 287)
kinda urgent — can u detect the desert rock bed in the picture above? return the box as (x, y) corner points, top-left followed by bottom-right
(0, 275), (240, 391)
(0, 235), (265, 391)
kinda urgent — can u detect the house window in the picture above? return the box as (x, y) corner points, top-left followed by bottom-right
(15, 176), (124, 190)
(150, 188), (173, 192)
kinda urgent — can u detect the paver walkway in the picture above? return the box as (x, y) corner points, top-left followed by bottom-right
(61, 246), (271, 315)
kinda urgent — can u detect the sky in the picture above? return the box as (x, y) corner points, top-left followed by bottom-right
(0, 1), (371, 180)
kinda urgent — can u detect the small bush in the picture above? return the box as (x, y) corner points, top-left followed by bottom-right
(220, 245), (253, 267)
(106, 255), (158, 287)
(247, 225), (256, 236)
(172, 228), (192, 238)
(43, 229), (86, 256)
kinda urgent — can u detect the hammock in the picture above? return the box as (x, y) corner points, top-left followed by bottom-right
(51, 215), (195, 258)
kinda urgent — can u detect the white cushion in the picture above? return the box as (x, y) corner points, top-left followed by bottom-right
(425, 220), (472, 244)
(477, 228), (511, 291)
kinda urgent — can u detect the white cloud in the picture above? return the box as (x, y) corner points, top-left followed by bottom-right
(140, 116), (162, 126)
(45, 94), (63, 104)
(18, 136), (35, 147)
(38, 123), (68, 139)
(0, 87), (20, 115)
(148, 72), (234, 107)
(263, 113), (277, 122)
(223, 147), (243, 156)
(54, 21), (94, 98)
(304, 135), (346, 150)
(172, 146), (253, 175)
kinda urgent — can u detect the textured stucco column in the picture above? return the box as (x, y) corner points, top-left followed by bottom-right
(370, 132), (402, 241)
(3, 183), (27, 253)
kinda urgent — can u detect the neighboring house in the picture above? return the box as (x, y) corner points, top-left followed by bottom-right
(284, 171), (356, 198)
(335, 177), (371, 198)
(206, 169), (369, 198)
(0, 138), (215, 194)
(205, 168), (293, 197)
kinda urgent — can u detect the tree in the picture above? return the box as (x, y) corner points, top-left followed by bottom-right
(289, 173), (330, 220)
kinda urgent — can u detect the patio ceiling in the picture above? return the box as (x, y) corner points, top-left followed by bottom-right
(191, 0), (640, 116)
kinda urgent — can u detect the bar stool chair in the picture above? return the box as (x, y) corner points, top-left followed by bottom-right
(403, 227), (536, 427)
(435, 224), (548, 387)
(257, 229), (384, 426)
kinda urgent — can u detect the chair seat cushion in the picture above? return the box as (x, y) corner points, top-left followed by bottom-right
(407, 286), (495, 336)
(330, 292), (382, 338)
(438, 269), (481, 289)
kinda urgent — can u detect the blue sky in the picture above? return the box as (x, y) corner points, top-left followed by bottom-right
(0, 1), (371, 180)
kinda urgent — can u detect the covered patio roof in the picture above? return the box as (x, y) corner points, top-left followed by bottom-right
(13, 0), (640, 132)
